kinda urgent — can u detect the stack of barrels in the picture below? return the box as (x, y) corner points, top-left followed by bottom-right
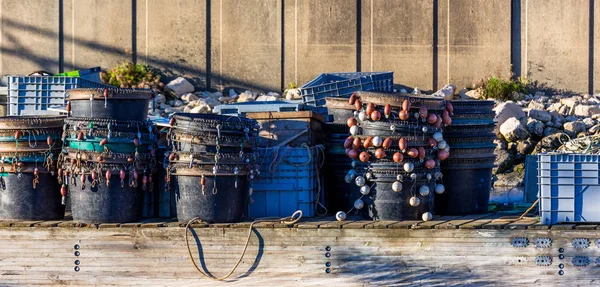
(338, 92), (453, 221)
(437, 100), (496, 215)
(0, 116), (64, 220)
(165, 114), (259, 223)
(60, 88), (157, 223)
(322, 97), (365, 216)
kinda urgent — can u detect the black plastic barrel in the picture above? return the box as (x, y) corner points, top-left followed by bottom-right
(0, 116), (65, 220)
(437, 100), (496, 215)
(369, 174), (435, 221)
(0, 172), (65, 220)
(437, 157), (495, 215)
(67, 88), (154, 121)
(60, 117), (157, 223)
(173, 175), (247, 223)
(69, 179), (144, 223)
(167, 113), (258, 223)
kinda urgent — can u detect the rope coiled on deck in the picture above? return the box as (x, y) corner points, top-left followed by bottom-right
(184, 210), (303, 281)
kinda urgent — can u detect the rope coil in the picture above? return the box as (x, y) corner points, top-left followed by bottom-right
(184, 210), (303, 281)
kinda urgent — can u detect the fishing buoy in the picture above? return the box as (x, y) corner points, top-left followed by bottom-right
(435, 184), (446, 194)
(419, 185), (430, 196)
(336, 211), (347, 221)
(422, 212), (433, 221)
(409, 196), (420, 207)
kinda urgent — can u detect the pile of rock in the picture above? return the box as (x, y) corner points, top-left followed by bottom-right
(148, 77), (303, 117)
(493, 92), (600, 187)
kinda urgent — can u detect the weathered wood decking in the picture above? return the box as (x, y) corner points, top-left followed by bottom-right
(0, 213), (599, 286)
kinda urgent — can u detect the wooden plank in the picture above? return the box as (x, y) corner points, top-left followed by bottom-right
(435, 214), (493, 229)
(11, 221), (43, 228)
(34, 221), (64, 228)
(505, 218), (539, 230)
(387, 220), (421, 229)
(0, 221), (15, 227)
(296, 217), (334, 229)
(98, 223), (121, 228)
(365, 221), (398, 229)
(412, 216), (462, 230)
(342, 220), (373, 229)
(459, 213), (507, 229)
(575, 224), (599, 230)
(551, 224), (576, 230)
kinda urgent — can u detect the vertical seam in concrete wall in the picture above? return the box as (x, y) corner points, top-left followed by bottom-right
(432, 0), (438, 90)
(589, 0), (594, 94)
(446, 0), (450, 84)
(281, 0), (285, 90)
(370, 0), (373, 72)
(145, 0), (149, 63)
(132, 0), (137, 64)
(219, 0), (223, 84)
(72, 0), (75, 68)
(0, 2), (3, 76)
(295, 0), (298, 84)
(524, 0), (528, 77)
(206, 0), (212, 89)
(59, 0), (64, 73)
(356, 0), (361, 72)
(510, 0), (521, 78)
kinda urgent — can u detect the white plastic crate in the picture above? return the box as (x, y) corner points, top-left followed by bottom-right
(538, 154), (600, 224)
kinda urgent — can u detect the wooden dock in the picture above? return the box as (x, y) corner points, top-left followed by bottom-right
(0, 214), (599, 286)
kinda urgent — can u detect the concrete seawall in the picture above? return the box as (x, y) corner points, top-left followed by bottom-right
(0, 0), (596, 93)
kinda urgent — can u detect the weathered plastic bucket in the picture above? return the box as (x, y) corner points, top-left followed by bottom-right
(437, 157), (495, 215)
(67, 88), (154, 121)
(167, 113), (258, 223)
(0, 116), (65, 220)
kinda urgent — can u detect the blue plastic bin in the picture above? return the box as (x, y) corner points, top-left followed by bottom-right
(7, 75), (112, 115)
(524, 155), (538, 203)
(301, 72), (394, 109)
(537, 154), (600, 224)
(213, 100), (304, 117)
(249, 146), (323, 218)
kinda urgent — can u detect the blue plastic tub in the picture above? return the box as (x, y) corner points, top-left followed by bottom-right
(249, 146), (323, 218)
(537, 154), (600, 224)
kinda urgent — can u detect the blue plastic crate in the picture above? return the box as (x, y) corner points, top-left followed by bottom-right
(537, 154), (600, 224)
(249, 146), (323, 218)
(301, 72), (394, 108)
(213, 100), (304, 117)
(524, 155), (539, 203)
(7, 75), (112, 115)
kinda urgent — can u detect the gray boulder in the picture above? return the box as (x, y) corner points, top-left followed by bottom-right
(528, 101), (545, 110)
(516, 139), (537, 156)
(494, 102), (526, 128)
(494, 149), (514, 175)
(543, 127), (560, 137)
(574, 105), (600, 117)
(563, 121), (587, 137)
(529, 109), (552, 122)
(526, 118), (545, 138)
(500, 117), (530, 142)
(166, 77), (195, 97)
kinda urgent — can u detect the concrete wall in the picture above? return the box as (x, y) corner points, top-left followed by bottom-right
(0, 0), (597, 93)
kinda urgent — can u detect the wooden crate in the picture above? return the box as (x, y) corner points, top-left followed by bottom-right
(246, 111), (325, 147)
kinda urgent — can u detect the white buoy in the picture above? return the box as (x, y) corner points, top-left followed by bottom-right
(433, 132), (443, 142)
(392, 181), (403, 192)
(435, 184), (446, 194)
(403, 162), (414, 173)
(354, 199), (365, 210)
(422, 212), (433, 221)
(409, 196), (421, 207)
(350, 125), (359, 136)
(437, 140), (447, 150)
(336, 211), (347, 221)
(360, 185), (370, 195)
(419, 185), (430, 196)
(355, 176), (366, 187)
(372, 136), (383, 147)
(358, 111), (367, 121)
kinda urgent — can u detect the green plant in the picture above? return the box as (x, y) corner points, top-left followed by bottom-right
(480, 76), (529, 101)
(101, 62), (164, 91)
(287, 82), (298, 89)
